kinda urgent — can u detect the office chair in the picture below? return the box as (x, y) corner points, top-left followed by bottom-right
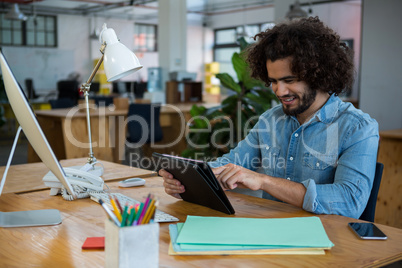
(91, 96), (114, 107)
(57, 80), (79, 104)
(25, 78), (38, 99)
(112, 82), (126, 94)
(49, 98), (76, 109)
(91, 82), (100, 93)
(133, 81), (147, 99)
(125, 103), (163, 169)
(359, 162), (384, 222)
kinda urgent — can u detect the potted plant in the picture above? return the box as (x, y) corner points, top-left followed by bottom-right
(182, 38), (278, 160)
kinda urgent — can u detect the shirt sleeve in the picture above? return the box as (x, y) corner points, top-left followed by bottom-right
(208, 118), (264, 170)
(301, 118), (379, 218)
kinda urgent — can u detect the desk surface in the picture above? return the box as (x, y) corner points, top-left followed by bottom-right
(0, 158), (156, 194)
(34, 102), (220, 118)
(380, 129), (402, 139)
(1, 159), (401, 267)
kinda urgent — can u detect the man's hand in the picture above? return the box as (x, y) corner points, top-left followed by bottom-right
(159, 169), (184, 199)
(212, 163), (306, 208)
(212, 163), (265, 191)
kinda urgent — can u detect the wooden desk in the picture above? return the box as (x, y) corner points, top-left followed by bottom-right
(376, 129), (402, 228)
(29, 107), (127, 163)
(1, 160), (402, 267)
(29, 103), (218, 163)
(0, 158), (156, 194)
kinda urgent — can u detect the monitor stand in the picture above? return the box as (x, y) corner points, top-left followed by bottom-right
(0, 126), (62, 227)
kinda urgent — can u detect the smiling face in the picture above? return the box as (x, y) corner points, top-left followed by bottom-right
(266, 57), (329, 124)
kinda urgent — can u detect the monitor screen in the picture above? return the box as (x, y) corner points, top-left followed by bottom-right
(0, 51), (76, 198)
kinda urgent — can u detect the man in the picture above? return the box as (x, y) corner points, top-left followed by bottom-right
(160, 17), (379, 219)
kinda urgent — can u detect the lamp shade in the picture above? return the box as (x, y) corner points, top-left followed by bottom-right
(100, 24), (143, 82)
(5, 4), (27, 21)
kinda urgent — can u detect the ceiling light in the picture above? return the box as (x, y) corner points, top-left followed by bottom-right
(285, 0), (308, 20)
(5, 4), (27, 21)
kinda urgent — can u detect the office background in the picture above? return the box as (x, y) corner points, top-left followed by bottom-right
(0, 0), (400, 130)
(0, 0), (401, 168)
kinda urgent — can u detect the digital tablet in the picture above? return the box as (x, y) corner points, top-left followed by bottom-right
(152, 152), (235, 214)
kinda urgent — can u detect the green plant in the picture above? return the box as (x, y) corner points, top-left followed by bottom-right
(182, 38), (278, 160)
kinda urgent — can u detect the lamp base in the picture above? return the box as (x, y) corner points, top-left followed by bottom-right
(76, 162), (104, 177)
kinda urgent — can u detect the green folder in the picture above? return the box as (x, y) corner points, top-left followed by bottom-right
(175, 216), (334, 250)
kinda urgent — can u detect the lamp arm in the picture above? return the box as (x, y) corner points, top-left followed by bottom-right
(80, 54), (104, 165)
(84, 54), (104, 88)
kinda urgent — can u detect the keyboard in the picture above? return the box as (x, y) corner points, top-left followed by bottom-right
(89, 192), (179, 223)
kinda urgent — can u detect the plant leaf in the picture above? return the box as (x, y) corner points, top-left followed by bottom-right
(232, 52), (247, 83)
(237, 36), (249, 51)
(216, 73), (241, 93)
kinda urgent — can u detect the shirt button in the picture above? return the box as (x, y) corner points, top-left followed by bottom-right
(316, 162), (320, 167)
(266, 146), (270, 150)
(295, 133), (299, 137)
(290, 157), (294, 161)
(287, 177), (291, 180)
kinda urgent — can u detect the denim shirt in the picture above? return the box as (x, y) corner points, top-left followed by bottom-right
(209, 94), (379, 219)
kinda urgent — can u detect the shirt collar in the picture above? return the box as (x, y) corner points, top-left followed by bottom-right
(314, 94), (341, 124)
(287, 94), (342, 125)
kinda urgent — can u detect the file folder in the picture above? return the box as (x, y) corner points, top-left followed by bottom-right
(152, 153), (235, 214)
(168, 223), (326, 255)
(176, 216), (334, 248)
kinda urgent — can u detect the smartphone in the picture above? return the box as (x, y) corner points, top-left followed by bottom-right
(348, 222), (387, 240)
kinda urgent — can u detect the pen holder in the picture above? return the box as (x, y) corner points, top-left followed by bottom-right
(105, 220), (159, 268)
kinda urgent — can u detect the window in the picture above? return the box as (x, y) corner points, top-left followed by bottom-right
(213, 23), (274, 83)
(134, 23), (157, 52)
(0, 13), (57, 47)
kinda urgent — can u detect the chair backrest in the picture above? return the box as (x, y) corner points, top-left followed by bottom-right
(359, 162), (384, 222)
(25, 78), (38, 99)
(127, 103), (163, 144)
(91, 96), (114, 107)
(133, 82), (147, 99)
(90, 82), (100, 94)
(57, 80), (79, 104)
(49, 98), (76, 109)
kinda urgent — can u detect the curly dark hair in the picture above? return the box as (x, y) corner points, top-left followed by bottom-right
(246, 17), (354, 95)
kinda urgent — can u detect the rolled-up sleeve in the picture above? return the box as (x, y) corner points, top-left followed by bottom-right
(301, 118), (379, 218)
(208, 119), (263, 170)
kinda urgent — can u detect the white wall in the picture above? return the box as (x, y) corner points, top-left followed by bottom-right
(1, 14), (158, 94)
(359, 0), (402, 130)
(2, 46), (74, 93)
(1, 2), (363, 103)
(206, 5), (275, 29)
(187, 13), (205, 81)
(312, 2), (361, 100)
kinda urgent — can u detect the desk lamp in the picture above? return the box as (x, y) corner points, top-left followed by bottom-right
(80, 23), (143, 170)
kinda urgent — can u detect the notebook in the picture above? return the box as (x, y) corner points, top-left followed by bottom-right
(152, 153), (234, 214)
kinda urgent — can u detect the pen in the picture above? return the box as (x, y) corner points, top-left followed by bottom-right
(114, 196), (123, 214)
(141, 199), (156, 224)
(99, 199), (121, 227)
(133, 203), (144, 226)
(109, 195), (122, 222)
(121, 204), (129, 227)
(127, 206), (137, 226)
(138, 194), (151, 224)
(149, 207), (156, 223)
(145, 202), (156, 224)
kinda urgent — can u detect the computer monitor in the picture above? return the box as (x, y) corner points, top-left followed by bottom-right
(0, 51), (76, 227)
